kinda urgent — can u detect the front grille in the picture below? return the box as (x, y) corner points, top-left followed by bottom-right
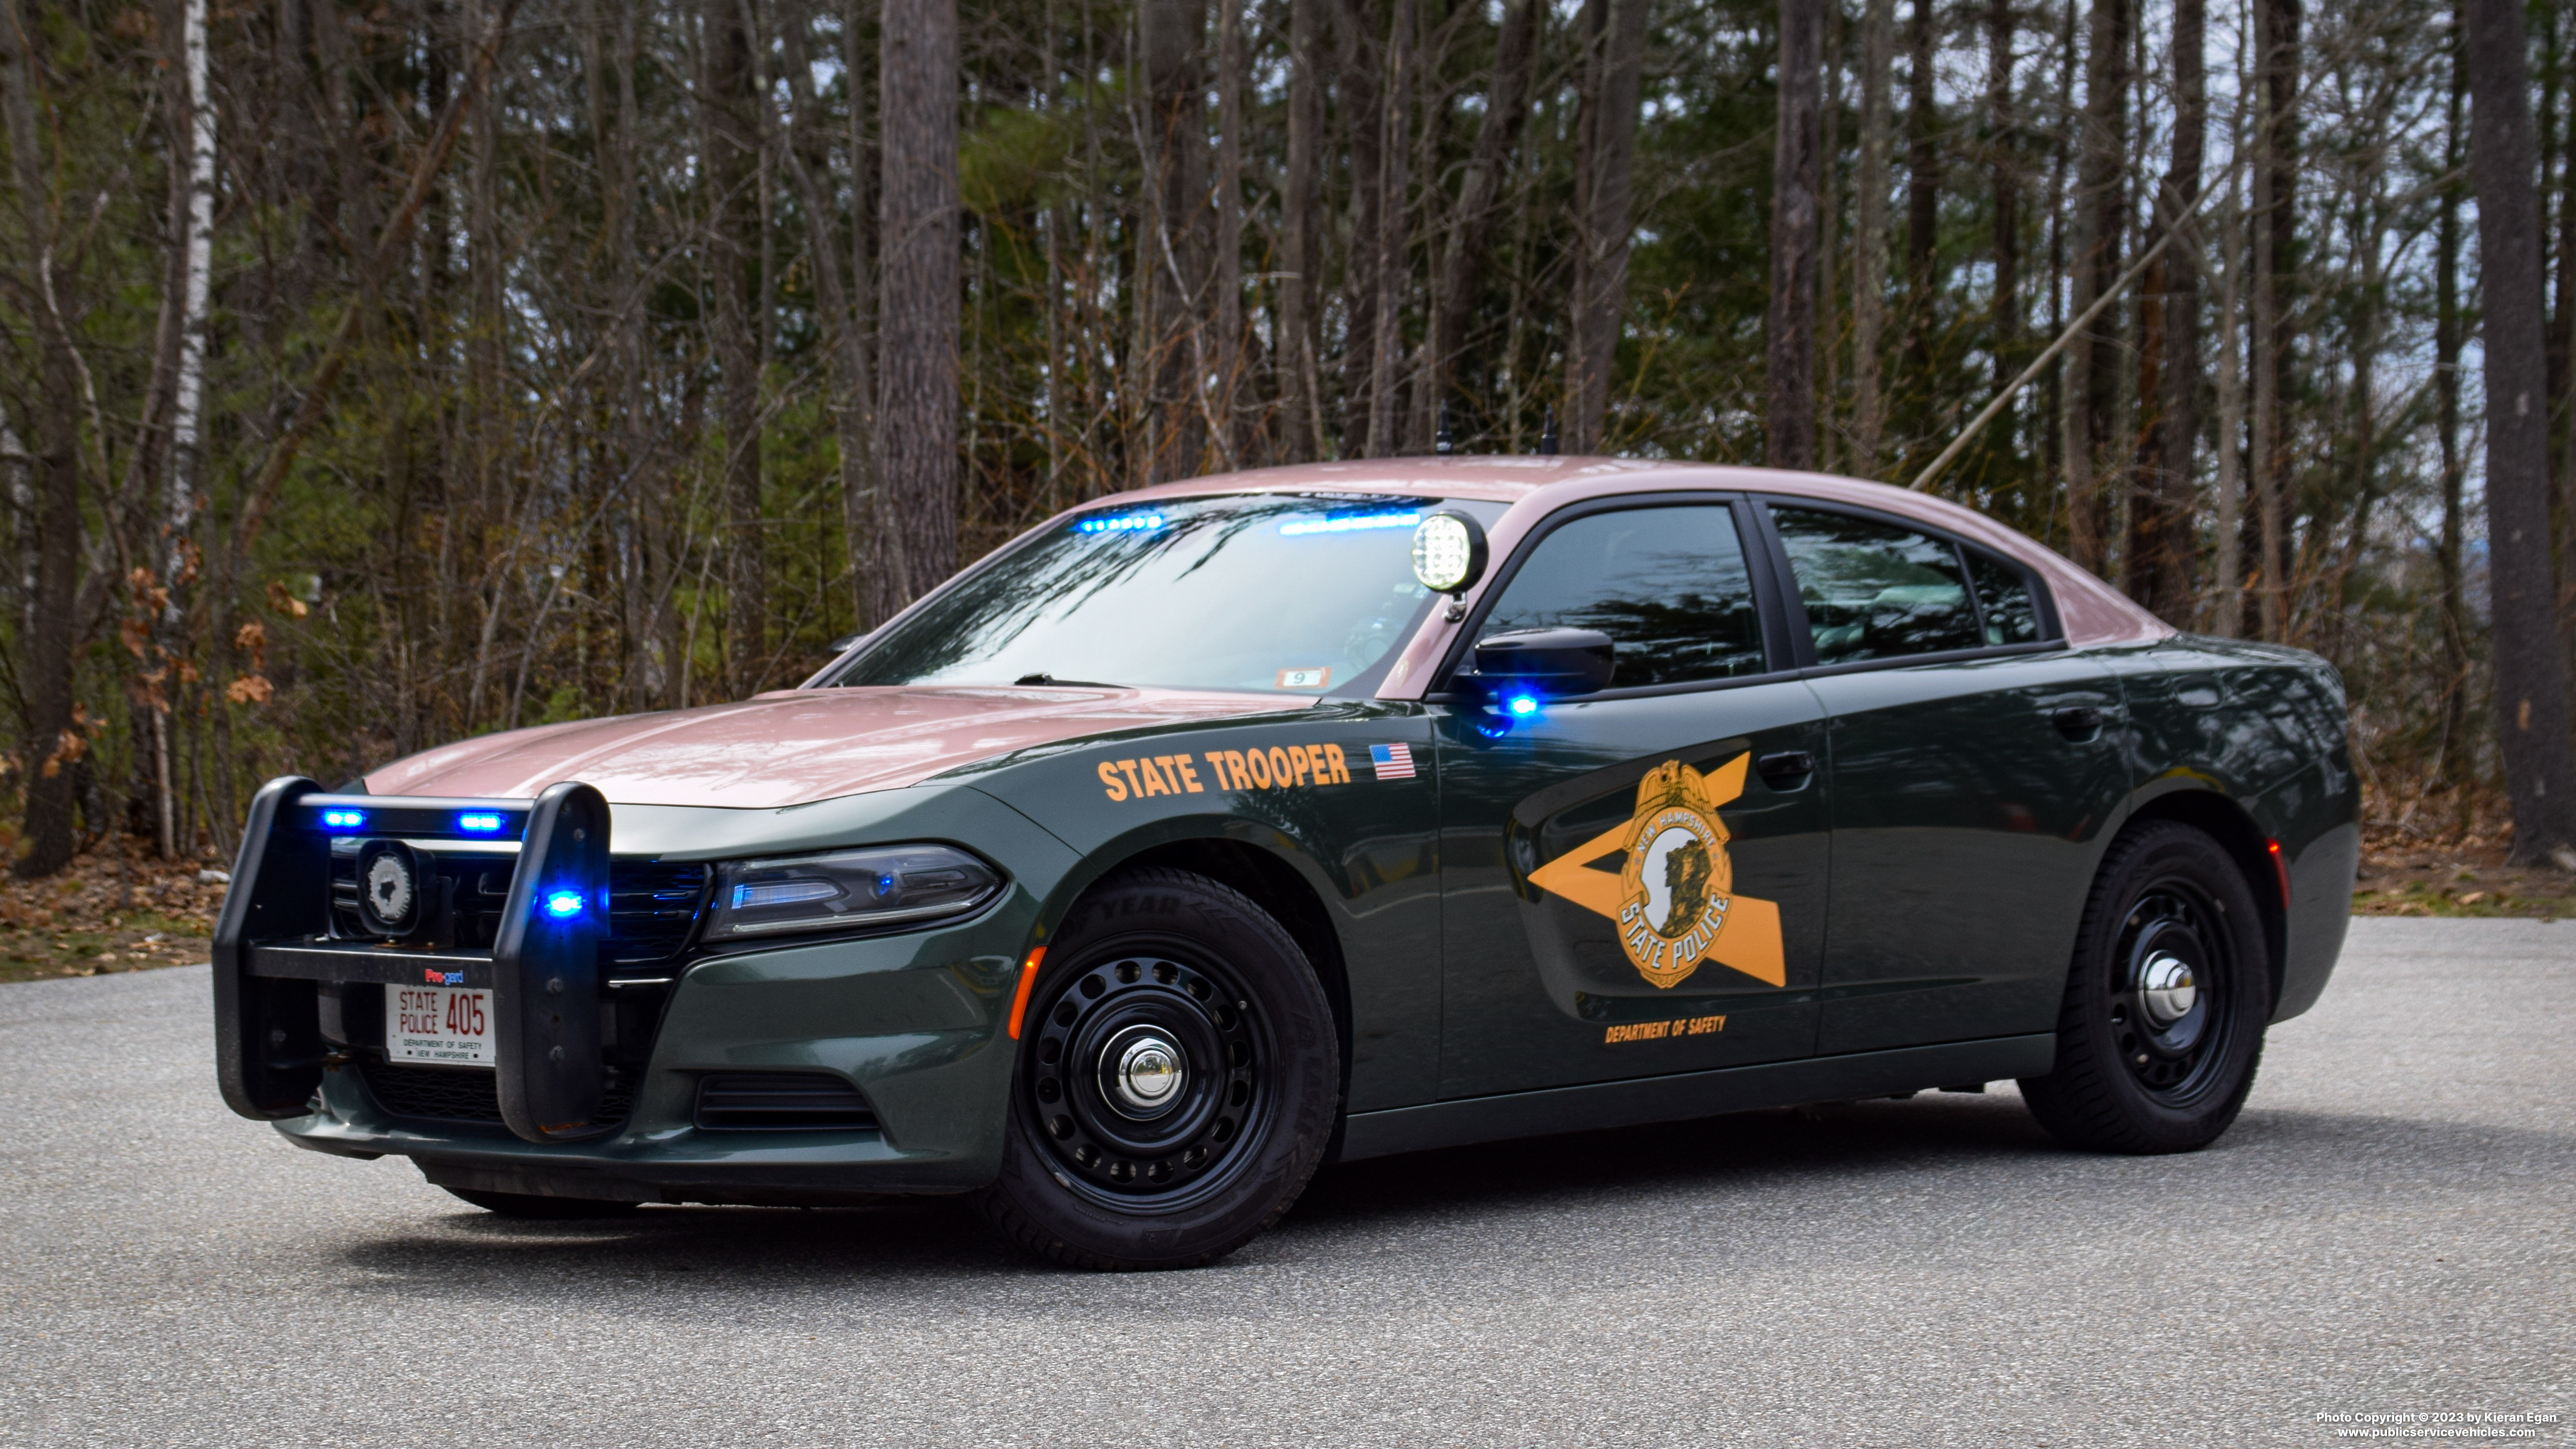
(607, 862), (710, 966)
(358, 1061), (636, 1127)
(693, 1072), (878, 1132)
(330, 853), (708, 967)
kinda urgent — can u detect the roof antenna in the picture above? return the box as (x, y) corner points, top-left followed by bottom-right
(1435, 400), (1455, 456)
(1538, 407), (1559, 457)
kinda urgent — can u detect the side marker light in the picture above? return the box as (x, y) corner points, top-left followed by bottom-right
(1007, 946), (1047, 1039)
(2265, 839), (2291, 908)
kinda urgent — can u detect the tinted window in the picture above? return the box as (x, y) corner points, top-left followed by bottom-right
(1772, 507), (1980, 664)
(1970, 552), (2043, 645)
(1476, 506), (1766, 688)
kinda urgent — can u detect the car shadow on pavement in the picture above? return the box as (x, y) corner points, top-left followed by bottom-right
(324, 1093), (2571, 1297)
(1293, 1092), (2061, 1227)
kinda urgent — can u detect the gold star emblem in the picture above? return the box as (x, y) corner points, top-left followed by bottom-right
(1526, 753), (1786, 990)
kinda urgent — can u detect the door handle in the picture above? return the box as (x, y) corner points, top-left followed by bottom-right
(1757, 750), (1817, 788)
(2051, 705), (2105, 742)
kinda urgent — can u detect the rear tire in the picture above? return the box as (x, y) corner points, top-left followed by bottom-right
(2020, 820), (2271, 1154)
(441, 1186), (641, 1219)
(973, 868), (1339, 1270)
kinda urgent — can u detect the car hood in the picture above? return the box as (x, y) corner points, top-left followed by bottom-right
(363, 685), (1300, 810)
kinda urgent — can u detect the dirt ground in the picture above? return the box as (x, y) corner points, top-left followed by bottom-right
(2351, 826), (2576, 919)
(0, 845), (225, 985)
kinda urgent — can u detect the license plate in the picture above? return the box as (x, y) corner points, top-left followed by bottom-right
(385, 986), (495, 1066)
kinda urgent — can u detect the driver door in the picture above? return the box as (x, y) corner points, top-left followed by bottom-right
(1432, 498), (1831, 1100)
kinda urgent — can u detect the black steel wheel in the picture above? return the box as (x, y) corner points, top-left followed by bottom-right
(2020, 820), (2272, 1154)
(974, 867), (1338, 1269)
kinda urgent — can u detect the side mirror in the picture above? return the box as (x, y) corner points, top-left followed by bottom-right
(1470, 628), (1616, 709)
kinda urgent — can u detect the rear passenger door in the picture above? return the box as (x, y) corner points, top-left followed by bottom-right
(1759, 502), (2125, 1055)
(1433, 498), (1832, 1100)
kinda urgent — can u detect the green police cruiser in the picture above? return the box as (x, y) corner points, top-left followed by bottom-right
(214, 457), (2359, 1269)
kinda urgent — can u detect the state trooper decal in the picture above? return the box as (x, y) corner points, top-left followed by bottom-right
(1527, 753), (1786, 990)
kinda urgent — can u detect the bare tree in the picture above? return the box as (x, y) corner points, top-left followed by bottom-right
(1430, 0), (1540, 434)
(1278, 0), (1324, 460)
(1853, 0), (1895, 476)
(1139, 0), (1209, 481)
(2128, 0), (2204, 619)
(2061, 0), (2130, 574)
(1564, 0), (1650, 455)
(878, 0), (961, 609)
(0, 0), (87, 874)
(1768, 0), (1827, 469)
(2463, 0), (2576, 864)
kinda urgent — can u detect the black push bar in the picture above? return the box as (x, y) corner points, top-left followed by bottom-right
(212, 775), (615, 1144)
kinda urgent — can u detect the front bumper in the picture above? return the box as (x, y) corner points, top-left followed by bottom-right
(285, 921), (1031, 1201)
(230, 783), (1081, 1203)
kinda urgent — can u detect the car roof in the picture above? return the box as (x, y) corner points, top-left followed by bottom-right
(1094, 456), (2173, 652)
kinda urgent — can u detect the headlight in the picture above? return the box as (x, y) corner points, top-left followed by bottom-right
(704, 845), (1003, 942)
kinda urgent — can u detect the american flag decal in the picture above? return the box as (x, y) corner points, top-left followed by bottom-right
(1369, 744), (1417, 781)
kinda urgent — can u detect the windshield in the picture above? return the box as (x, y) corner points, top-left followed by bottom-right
(829, 493), (1507, 695)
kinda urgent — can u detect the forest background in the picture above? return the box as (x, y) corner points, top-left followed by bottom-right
(3, 0), (2575, 911)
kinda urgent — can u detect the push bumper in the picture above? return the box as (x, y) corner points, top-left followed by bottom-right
(217, 778), (1081, 1203)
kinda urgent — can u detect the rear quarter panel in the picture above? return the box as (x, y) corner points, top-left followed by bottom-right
(2104, 636), (2359, 1021)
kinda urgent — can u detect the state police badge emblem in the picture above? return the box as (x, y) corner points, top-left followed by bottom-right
(1527, 753), (1786, 990)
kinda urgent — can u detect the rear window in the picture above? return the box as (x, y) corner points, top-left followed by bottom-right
(1770, 507), (1982, 664)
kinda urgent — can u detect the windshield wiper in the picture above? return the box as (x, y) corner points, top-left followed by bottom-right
(1013, 673), (1123, 688)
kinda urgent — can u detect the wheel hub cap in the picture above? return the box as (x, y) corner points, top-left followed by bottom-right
(2137, 951), (2197, 1026)
(1101, 1027), (1186, 1118)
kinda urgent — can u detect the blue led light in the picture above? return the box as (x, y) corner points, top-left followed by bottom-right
(1505, 693), (1541, 717)
(320, 809), (366, 830)
(1279, 510), (1421, 536)
(457, 812), (505, 833)
(543, 891), (585, 918)
(1073, 512), (1166, 534)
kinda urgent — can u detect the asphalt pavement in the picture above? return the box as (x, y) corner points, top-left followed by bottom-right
(0, 918), (2567, 1447)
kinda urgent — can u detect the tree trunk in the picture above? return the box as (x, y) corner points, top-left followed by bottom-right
(2214, 172), (2246, 638)
(1852, 0), (1895, 477)
(2064, 0), (2131, 573)
(1431, 0), (1540, 430)
(1564, 0), (1651, 455)
(877, 0), (961, 610)
(2436, 4), (2470, 796)
(1280, 0), (1324, 461)
(1987, 0), (2017, 400)
(1367, 0), (1415, 457)
(1337, 0), (1385, 457)
(163, 0), (216, 858)
(1140, 0), (1209, 481)
(2128, 0), (2202, 620)
(1214, 0), (1246, 466)
(2464, 0), (2576, 863)
(0, 0), (86, 876)
(2252, 0), (2299, 639)
(1768, 0), (1826, 469)
(701, 0), (764, 693)
(1902, 0), (1938, 389)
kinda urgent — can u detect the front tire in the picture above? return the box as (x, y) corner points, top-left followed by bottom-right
(974, 868), (1339, 1270)
(2020, 820), (2272, 1154)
